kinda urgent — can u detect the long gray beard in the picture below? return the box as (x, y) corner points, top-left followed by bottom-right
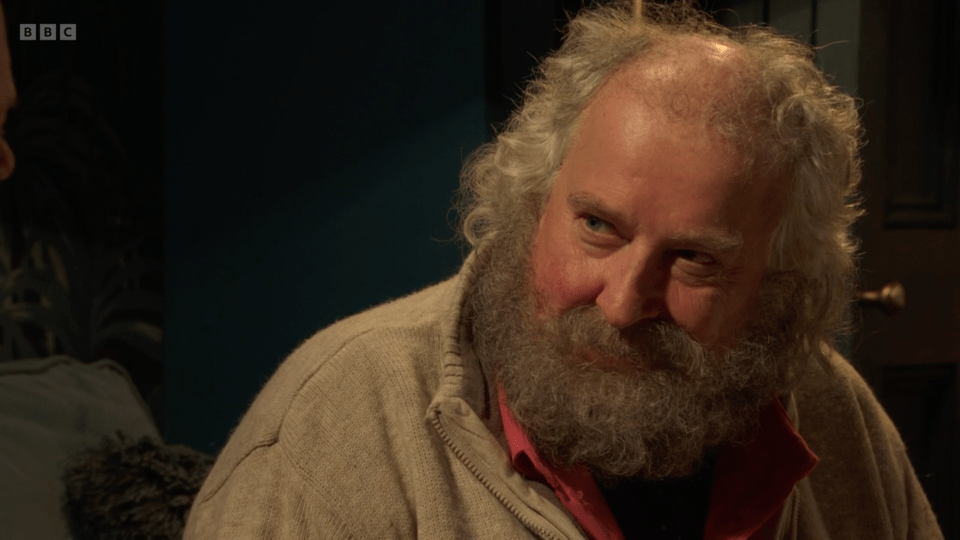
(464, 225), (811, 481)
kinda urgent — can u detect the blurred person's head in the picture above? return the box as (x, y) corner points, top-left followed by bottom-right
(0, 1), (16, 181)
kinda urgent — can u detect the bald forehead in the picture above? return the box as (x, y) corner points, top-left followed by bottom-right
(0, 4), (7, 53)
(0, 2), (14, 104)
(0, 4), (10, 79)
(608, 35), (756, 123)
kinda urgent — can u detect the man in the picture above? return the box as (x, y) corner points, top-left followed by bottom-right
(0, 1), (16, 182)
(186, 3), (942, 539)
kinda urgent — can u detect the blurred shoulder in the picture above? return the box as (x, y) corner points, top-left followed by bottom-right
(793, 348), (890, 428)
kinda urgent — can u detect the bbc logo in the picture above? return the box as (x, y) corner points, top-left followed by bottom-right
(19, 24), (77, 41)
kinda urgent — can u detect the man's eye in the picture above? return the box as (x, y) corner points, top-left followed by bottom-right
(677, 250), (715, 265)
(584, 215), (611, 233)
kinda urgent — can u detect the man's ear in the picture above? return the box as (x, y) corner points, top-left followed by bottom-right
(0, 136), (15, 180)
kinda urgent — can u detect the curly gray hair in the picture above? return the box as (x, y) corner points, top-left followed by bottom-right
(458, 1), (863, 349)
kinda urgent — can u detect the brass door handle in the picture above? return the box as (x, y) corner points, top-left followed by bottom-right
(858, 281), (906, 315)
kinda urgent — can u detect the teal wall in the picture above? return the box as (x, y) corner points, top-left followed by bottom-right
(163, 2), (486, 452)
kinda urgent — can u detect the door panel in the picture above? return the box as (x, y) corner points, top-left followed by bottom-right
(857, 0), (959, 535)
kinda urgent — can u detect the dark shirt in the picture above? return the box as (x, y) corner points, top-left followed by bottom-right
(597, 451), (716, 539)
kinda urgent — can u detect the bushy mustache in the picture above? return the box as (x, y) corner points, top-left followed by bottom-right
(533, 302), (712, 378)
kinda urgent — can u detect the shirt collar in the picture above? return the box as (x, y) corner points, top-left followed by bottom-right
(497, 385), (818, 540)
(498, 383), (625, 540)
(706, 394), (819, 539)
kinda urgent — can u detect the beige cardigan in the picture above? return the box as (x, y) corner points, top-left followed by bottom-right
(184, 264), (943, 539)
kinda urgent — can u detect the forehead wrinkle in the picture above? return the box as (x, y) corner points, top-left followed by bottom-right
(668, 230), (744, 253)
(567, 191), (629, 225)
(567, 190), (744, 254)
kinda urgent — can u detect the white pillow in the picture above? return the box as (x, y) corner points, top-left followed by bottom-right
(0, 355), (161, 540)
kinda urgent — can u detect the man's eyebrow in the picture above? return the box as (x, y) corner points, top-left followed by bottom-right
(668, 230), (744, 253)
(567, 192), (629, 225)
(567, 191), (743, 252)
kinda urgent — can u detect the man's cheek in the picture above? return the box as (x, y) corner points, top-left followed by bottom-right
(533, 255), (604, 316)
(664, 286), (724, 344)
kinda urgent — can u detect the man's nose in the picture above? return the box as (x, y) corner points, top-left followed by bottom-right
(594, 247), (665, 329)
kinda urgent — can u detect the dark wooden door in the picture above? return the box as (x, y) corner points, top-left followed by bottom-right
(856, 0), (960, 536)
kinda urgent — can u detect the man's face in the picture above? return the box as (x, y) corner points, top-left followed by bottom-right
(467, 49), (805, 481)
(0, 2), (16, 181)
(530, 60), (783, 360)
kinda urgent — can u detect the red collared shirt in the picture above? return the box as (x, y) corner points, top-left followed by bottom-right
(497, 386), (818, 540)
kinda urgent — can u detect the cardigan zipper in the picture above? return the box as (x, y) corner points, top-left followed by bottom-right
(430, 412), (563, 540)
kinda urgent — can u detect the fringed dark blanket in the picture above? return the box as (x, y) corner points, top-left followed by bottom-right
(61, 434), (214, 540)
